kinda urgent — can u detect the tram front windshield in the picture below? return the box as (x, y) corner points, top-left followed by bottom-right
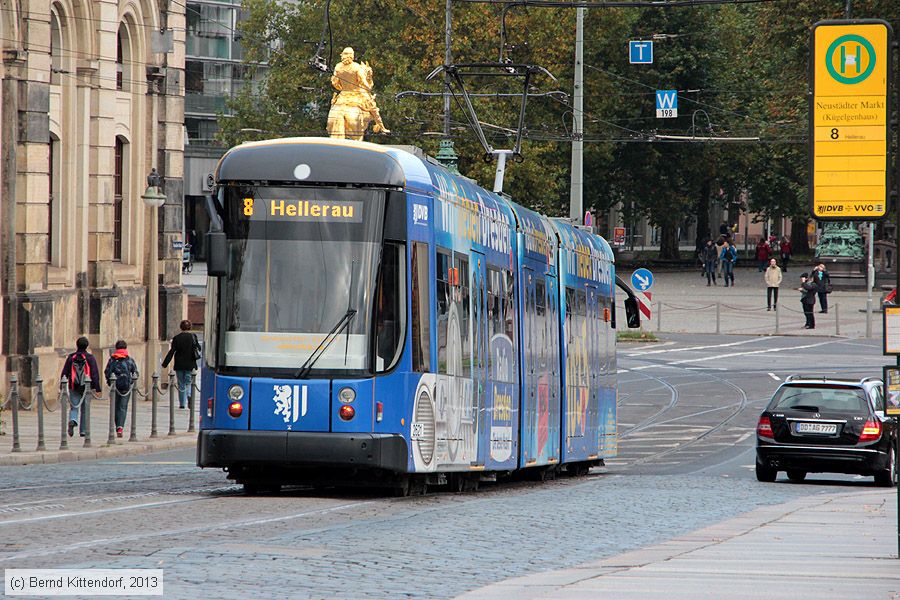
(221, 186), (385, 373)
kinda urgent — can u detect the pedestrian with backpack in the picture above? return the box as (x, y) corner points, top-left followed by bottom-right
(162, 320), (202, 409)
(104, 340), (139, 438)
(60, 337), (102, 437)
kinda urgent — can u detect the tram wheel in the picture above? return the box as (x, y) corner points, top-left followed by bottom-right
(242, 482), (260, 495)
(392, 476), (410, 497)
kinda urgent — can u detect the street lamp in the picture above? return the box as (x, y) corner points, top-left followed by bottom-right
(141, 168), (166, 388)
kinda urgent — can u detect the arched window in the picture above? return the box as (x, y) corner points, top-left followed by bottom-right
(49, 135), (60, 263)
(114, 136), (129, 260)
(116, 25), (132, 92)
(50, 10), (61, 85)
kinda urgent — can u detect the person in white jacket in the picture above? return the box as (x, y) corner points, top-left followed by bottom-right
(764, 258), (783, 311)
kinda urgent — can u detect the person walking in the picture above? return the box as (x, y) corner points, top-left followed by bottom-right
(780, 236), (792, 273)
(162, 320), (202, 409)
(813, 263), (832, 313)
(764, 258), (782, 311)
(104, 340), (139, 438)
(721, 240), (737, 287)
(701, 239), (718, 286)
(60, 337), (102, 437)
(714, 236), (725, 280)
(800, 272), (818, 329)
(755, 238), (770, 272)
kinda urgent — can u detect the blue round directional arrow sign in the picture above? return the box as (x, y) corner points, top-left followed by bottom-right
(631, 268), (654, 291)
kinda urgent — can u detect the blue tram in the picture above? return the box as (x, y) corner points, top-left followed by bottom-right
(198, 137), (639, 493)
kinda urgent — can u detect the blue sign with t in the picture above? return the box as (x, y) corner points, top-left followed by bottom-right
(629, 41), (653, 64)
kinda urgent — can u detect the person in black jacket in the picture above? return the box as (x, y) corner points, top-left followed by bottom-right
(61, 336), (102, 437)
(800, 273), (818, 329)
(700, 239), (718, 286)
(162, 320), (200, 409)
(813, 263), (832, 313)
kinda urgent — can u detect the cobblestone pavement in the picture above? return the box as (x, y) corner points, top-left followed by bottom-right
(0, 334), (889, 599)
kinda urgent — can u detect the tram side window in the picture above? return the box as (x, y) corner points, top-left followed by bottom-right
(535, 278), (547, 369)
(458, 256), (471, 378)
(436, 249), (451, 374)
(565, 287), (575, 345)
(410, 242), (431, 373)
(576, 289), (587, 386)
(504, 270), (517, 377)
(375, 242), (405, 373)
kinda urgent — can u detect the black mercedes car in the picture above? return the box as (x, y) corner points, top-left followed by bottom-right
(756, 376), (897, 486)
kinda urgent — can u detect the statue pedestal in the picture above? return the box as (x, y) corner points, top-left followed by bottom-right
(819, 256), (866, 290)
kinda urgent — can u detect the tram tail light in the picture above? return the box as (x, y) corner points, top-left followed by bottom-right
(207, 398), (214, 418)
(756, 416), (774, 439)
(375, 401), (383, 423)
(228, 401), (243, 418)
(339, 405), (355, 421)
(858, 419), (881, 442)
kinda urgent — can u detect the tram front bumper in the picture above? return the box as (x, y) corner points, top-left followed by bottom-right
(197, 430), (409, 472)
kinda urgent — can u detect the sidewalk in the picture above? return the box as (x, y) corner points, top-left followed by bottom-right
(459, 488), (900, 599)
(621, 267), (884, 338)
(0, 386), (199, 466)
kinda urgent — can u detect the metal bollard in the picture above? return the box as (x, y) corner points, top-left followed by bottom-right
(10, 374), (20, 452)
(150, 372), (159, 438)
(835, 303), (840, 336)
(59, 376), (69, 451)
(716, 302), (721, 334)
(129, 372), (138, 442)
(775, 302), (780, 335)
(168, 371), (176, 436)
(107, 382), (117, 445)
(656, 302), (662, 332)
(188, 370), (197, 433)
(36, 372), (45, 452)
(82, 375), (92, 448)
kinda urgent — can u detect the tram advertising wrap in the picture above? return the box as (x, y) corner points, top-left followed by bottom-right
(198, 138), (636, 494)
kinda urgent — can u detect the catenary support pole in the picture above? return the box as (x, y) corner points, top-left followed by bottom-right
(569, 7), (584, 223)
(867, 222), (874, 338)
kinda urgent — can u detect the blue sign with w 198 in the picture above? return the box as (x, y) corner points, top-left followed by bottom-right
(629, 40), (653, 64)
(655, 90), (677, 118)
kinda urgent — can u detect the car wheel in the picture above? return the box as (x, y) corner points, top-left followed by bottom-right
(756, 462), (777, 482)
(875, 446), (896, 488)
(787, 469), (806, 483)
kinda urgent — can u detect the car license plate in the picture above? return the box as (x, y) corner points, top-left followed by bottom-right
(795, 422), (838, 435)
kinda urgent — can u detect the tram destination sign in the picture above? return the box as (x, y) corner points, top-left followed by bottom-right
(239, 197), (364, 223)
(809, 20), (892, 221)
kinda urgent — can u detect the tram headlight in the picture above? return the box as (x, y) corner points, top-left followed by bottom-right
(338, 387), (356, 404)
(227, 385), (245, 402)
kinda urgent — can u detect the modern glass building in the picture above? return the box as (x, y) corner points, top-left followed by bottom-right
(183, 0), (265, 260)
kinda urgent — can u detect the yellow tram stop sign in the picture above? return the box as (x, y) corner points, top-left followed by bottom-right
(810, 20), (892, 221)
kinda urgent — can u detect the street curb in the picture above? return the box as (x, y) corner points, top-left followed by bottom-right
(0, 434), (197, 466)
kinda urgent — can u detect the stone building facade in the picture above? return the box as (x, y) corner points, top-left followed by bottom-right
(0, 0), (186, 399)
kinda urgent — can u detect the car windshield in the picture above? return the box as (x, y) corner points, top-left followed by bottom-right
(771, 385), (868, 412)
(219, 185), (385, 372)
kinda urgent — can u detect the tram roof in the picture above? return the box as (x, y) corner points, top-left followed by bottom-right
(551, 219), (614, 262)
(215, 137), (433, 191)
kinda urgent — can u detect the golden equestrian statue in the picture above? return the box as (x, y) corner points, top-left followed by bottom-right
(326, 47), (390, 140)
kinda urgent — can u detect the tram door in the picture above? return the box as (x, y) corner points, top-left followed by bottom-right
(586, 285), (601, 456)
(471, 251), (488, 466)
(520, 268), (561, 466)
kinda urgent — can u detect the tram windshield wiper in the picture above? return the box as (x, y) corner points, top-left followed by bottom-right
(295, 308), (357, 379)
